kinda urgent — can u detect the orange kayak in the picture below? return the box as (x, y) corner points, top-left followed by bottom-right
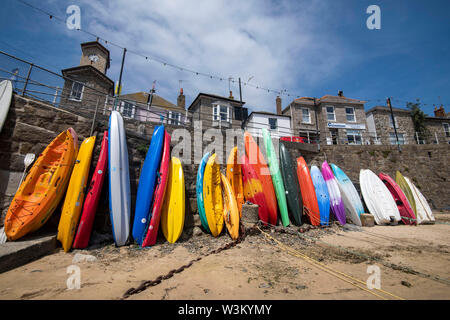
(296, 157), (320, 226)
(244, 131), (278, 224)
(4, 129), (77, 240)
(226, 147), (244, 217)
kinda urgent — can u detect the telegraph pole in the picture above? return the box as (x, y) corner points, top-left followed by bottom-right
(387, 97), (401, 152)
(117, 48), (127, 96)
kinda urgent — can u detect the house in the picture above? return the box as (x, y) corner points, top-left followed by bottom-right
(423, 106), (450, 144)
(116, 88), (187, 125)
(243, 111), (292, 139)
(282, 91), (366, 144)
(365, 106), (415, 145)
(188, 91), (248, 129)
(60, 41), (114, 112)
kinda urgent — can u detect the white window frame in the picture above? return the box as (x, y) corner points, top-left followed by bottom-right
(268, 117), (277, 131)
(389, 132), (405, 145)
(345, 106), (356, 122)
(212, 102), (231, 126)
(346, 129), (362, 145)
(301, 108), (311, 124)
(69, 81), (84, 101)
(168, 111), (182, 125)
(326, 105), (336, 122)
(443, 123), (449, 137)
(120, 101), (136, 119)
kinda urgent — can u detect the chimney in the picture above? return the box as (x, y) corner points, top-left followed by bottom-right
(177, 88), (185, 109)
(434, 105), (445, 118)
(276, 96), (282, 115)
(338, 90), (343, 97)
(229, 91), (234, 100)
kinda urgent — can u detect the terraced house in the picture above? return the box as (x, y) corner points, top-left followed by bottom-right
(281, 91), (367, 144)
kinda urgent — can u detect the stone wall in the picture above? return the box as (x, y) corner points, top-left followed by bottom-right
(1, 94), (449, 234)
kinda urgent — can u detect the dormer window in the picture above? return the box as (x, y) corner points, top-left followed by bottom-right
(120, 101), (135, 119)
(69, 81), (84, 101)
(212, 102), (231, 124)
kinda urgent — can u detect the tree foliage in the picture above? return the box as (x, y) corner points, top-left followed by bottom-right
(406, 99), (428, 134)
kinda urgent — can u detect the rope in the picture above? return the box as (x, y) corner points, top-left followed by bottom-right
(256, 225), (405, 300)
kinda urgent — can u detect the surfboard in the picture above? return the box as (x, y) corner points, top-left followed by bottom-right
(404, 176), (435, 224)
(0, 80), (13, 132)
(310, 165), (330, 226)
(321, 161), (346, 225)
(109, 111), (131, 246)
(133, 125), (164, 245)
(262, 129), (289, 226)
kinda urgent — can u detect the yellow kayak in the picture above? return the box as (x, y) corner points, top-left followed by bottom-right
(57, 136), (96, 252)
(160, 157), (185, 243)
(203, 153), (223, 237)
(226, 147), (244, 217)
(221, 174), (240, 240)
(395, 171), (417, 216)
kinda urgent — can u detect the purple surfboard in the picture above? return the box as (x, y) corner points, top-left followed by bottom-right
(321, 161), (346, 225)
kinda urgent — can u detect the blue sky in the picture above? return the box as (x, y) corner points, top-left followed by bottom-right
(1, 0), (449, 115)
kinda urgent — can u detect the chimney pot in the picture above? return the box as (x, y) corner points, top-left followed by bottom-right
(229, 91), (234, 99)
(338, 90), (343, 97)
(177, 88), (186, 109)
(276, 96), (282, 115)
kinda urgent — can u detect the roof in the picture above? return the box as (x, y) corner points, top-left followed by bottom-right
(424, 116), (450, 121)
(118, 92), (183, 111)
(188, 92), (245, 110)
(61, 65), (114, 88)
(81, 41), (110, 69)
(248, 111), (290, 118)
(318, 95), (366, 104)
(366, 106), (411, 114)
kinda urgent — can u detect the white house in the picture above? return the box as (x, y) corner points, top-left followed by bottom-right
(243, 111), (292, 139)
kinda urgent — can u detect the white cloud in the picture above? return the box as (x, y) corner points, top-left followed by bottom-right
(72, 0), (348, 112)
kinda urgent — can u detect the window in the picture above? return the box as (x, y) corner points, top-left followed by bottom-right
(301, 108), (311, 123)
(213, 103), (230, 123)
(268, 118), (277, 130)
(168, 111), (181, 125)
(389, 132), (405, 145)
(326, 106), (335, 121)
(69, 82), (84, 101)
(120, 101), (135, 119)
(443, 123), (449, 137)
(347, 130), (362, 145)
(345, 107), (356, 122)
(389, 115), (397, 128)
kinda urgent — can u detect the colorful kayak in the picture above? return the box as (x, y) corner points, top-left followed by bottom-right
(242, 155), (272, 225)
(360, 169), (400, 225)
(109, 111), (131, 246)
(160, 157), (185, 243)
(73, 131), (109, 249)
(296, 157), (320, 226)
(133, 125), (164, 245)
(331, 164), (363, 226)
(203, 154), (224, 237)
(226, 147), (244, 217)
(379, 172), (416, 225)
(310, 165), (330, 226)
(395, 171), (418, 221)
(57, 136), (96, 252)
(279, 142), (302, 225)
(262, 129), (289, 226)
(221, 174), (240, 240)
(403, 176), (435, 224)
(4, 129), (76, 240)
(196, 152), (211, 232)
(142, 131), (171, 247)
(322, 161), (346, 225)
(244, 131), (278, 224)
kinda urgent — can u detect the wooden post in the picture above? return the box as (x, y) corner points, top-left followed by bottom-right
(117, 48), (127, 96)
(387, 97), (401, 152)
(22, 63), (33, 96)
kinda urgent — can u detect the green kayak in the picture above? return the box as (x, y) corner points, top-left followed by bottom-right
(262, 129), (289, 226)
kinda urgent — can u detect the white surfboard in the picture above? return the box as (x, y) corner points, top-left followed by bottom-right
(109, 111), (131, 246)
(0, 80), (13, 132)
(337, 182), (362, 226)
(360, 169), (400, 224)
(404, 176), (435, 223)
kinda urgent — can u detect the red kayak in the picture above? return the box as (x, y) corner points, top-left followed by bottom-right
(142, 131), (171, 247)
(72, 131), (108, 249)
(296, 157), (321, 226)
(241, 155), (273, 225)
(379, 172), (417, 225)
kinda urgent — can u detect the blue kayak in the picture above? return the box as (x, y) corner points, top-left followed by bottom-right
(310, 165), (330, 226)
(132, 125), (165, 244)
(196, 152), (211, 233)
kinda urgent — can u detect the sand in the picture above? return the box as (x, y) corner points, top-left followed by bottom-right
(0, 213), (449, 300)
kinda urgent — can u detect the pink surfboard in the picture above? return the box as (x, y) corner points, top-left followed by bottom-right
(72, 131), (108, 249)
(142, 131), (171, 247)
(321, 161), (346, 225)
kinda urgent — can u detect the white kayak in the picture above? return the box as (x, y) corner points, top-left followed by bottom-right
(109, 111), (131, 246)
(0, 80), (13, 132)
(404, 176), (435, 223)
(360, 169), (400, 224)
